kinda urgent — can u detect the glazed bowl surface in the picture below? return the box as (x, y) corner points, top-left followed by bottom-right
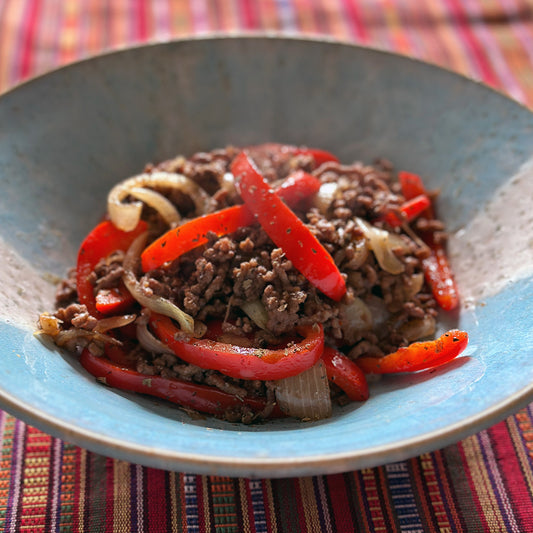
(1, 36), (532, 477)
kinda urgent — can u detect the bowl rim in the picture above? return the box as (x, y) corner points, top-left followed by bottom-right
(2, 34), (533, 477)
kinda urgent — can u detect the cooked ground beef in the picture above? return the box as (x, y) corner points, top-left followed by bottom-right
(42, 144), (444, 423)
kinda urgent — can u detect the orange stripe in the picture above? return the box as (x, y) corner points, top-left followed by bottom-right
(168, 0), (192, 37)
(461, 435), (508, 532)
(298, 477), (321, 531)
(112, 460), (132, 531)
(424, 0), (474, 76)
(58, 0), (80, 65)
(0, 0), (27, 91)
(256, 0), (281, 31)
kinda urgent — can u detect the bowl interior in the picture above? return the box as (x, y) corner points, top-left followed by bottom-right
(1, 36), (533, 477)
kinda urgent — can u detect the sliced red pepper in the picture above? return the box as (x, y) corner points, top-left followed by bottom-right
(292, 147), (340, 166)
(384, 194), (431, 227)
(422, 247), (459, 311)
(356, 329), (468, 374)
(95, 283), (136, 315)
(398, 171), (430, 206)
(322, 346), (369, 402)
(141, 170), (322, 272)
(275, 169), (322, 207)
(246, 142), (339, 167)
(398, 171), (459, 311)
(142, 205), (253, 271)
(149, 313), (325, 380)
(80, 349), (282, 418)
(77, 220), (147, 316)
(232, 151), (346, 302)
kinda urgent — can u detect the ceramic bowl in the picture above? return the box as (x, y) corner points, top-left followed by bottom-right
(1, 36), (532, 477)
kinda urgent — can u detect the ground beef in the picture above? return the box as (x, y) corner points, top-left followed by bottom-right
(42, 144), (445, 423)
(55, 267), (77, 306)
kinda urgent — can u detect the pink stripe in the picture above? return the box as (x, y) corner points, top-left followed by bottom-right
(7, 0), (29, 87)
(439, 0), (499, 85)
(465, 0), (526, 102)
(238, 0), (256, 30)
(499, 0), (533, 66)
(189, 0), (210, 33)
(18, 0), (40, 79)
(489, 420), (533, 531)
(151, 0), (172, 41)
(478, 430), (521, 532)
(340, 0), (369, 42)
(135, 0), (149, 41)
(7, 420), (26, 533)
(48, 439), (64, 533)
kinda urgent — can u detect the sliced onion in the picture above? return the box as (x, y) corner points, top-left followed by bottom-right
(404, 272), (425, 299)
(108, 171), (215, 231)
(220, 172), (237, 195)
(313, 182), (339, 214)
(122, 232), (200, 336)
(355, 217), (405, 275)
(240, 299), (269, 330)
(129, 187), (181, 227)
(274, 359), (332, 421)
(339, 297), (373, 344)
(54, 328), (119, 348)
(38, 313), (62, 336)
(399, 315), (436, 342)
(94, 314), (137, 333)
(136, 318), (174, 354)
(364, 295), (389, 333)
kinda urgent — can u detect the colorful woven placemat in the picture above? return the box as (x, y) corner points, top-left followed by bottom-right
(2, 1), (533, 531)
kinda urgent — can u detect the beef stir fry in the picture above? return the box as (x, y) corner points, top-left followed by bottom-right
(39, 143), (467, 423)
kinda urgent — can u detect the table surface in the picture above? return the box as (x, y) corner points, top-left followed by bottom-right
(2, 1), (533, 532)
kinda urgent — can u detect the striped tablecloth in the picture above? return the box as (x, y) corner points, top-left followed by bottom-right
(2, 1), (533, 531)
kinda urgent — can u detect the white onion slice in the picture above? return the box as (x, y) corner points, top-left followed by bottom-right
(399, 315), (436, 342)
(355, 217), (405, 275)
(240, 300), (269, 330)
(122, 232), (199, 336)
(313, 182), (339, 214)
(129, 187), (181, 228)
(136, 318), (173, 354)
(54, 328), (119, 348)
(221, 172), (237, 195)
(339, 297), (373, 343)
(275, 360), (332, 420)
(108, 171), (214, 231)
(94, 314), (137, 333)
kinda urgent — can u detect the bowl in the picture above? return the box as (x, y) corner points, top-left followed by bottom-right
(1, 36), (532, 478)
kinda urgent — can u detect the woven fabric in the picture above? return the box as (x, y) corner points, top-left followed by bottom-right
(1, 1), (533, 531)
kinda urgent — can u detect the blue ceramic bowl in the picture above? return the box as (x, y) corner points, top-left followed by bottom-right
(1, 36), (532, 477)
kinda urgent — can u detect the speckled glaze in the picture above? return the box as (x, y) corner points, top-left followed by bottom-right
(0, 36), (532, 478)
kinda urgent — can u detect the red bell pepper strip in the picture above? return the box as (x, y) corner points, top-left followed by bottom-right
(77, 220), (147, 316)
(384, 194), (431, 227)
(142, 205), (252, 271)
(232, 151), (346, 302)
(398, 171), (431, 207)
(95, 283), (136, 315)
(149, 313), (325, 380)
(275, 169), (321, 206)
(292, 147), (340, 166)
(356, 329), (468, 374)
(141, 170), (322, 272)
(80, 349), (282, 418)
(398, 171), (459, 311)
(322, 347), (369, 402)
(246, 142), (339, 167)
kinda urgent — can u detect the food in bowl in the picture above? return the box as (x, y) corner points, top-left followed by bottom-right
(37, 143), (468, 423)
